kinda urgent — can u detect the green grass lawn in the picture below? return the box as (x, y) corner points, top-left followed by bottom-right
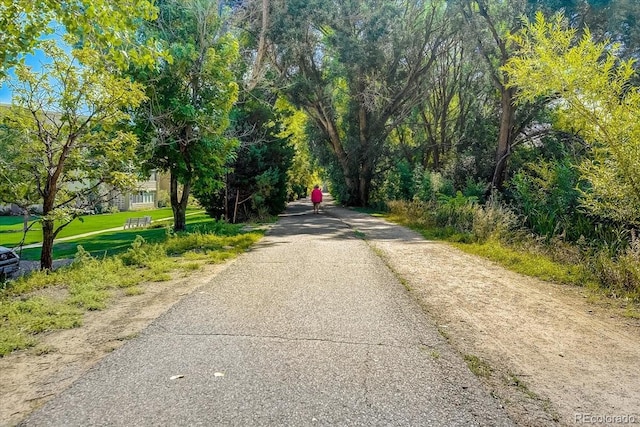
(15, 212), (219, 261)
(0, 208), (201, 248)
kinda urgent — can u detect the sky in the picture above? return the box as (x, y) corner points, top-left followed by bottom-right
(0, 50), (51, 104)
(0, 26), (69, 105)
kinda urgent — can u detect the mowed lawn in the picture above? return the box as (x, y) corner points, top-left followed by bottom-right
(12, 211), (216, 261)
(0, 208), (201, 251)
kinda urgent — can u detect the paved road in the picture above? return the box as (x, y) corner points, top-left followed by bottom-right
(21, 199), (513, 426)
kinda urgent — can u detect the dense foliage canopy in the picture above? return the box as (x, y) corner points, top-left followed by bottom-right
(3, 0), (640, 273)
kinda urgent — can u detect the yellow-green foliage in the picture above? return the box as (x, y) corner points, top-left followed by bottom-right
(275, 98), (324, 199)
(505, 12), (640, 226)
(1, 0), (160, 79)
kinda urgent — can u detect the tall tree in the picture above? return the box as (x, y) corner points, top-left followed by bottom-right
(0, 0), (159, 77)
(454, 0), (549, 191)
(415, 27), (474, 173)
(0, 42), (146, 270)
(195, 90), (294, 222)
(504, 12), (640, 226)
(260, 0), (452, 205)
(134, 0), (240, 231)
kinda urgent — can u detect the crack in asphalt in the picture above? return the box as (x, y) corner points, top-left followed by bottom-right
(152, 327), (425, 350)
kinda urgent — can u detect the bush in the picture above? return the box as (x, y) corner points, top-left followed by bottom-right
(413, 170), (455, 203)
(156, 190), (170, 208)
(435, 192), (477, 233)
(119, 236), (167, 267)
(508, 158), (583, 241)
(588, 241), (640, 300)
(472, 197), (518, 243)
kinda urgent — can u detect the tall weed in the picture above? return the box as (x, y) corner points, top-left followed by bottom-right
(388, 196), (516, 243)
(588, 242), (640, 300)
(472, 198), (518, 243)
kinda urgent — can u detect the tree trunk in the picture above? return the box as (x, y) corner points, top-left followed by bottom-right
(491, 86), (516, 190)
(170, 171), (190, 232)
(23, 209), (29, 233)
(40, 219), (55, 271)
(247, 0), (269, 90)
(39, 177), (58, 270)
(308, 105), (358, 204)
(358, 169), (371, 207)
(173, 203), (187, 231)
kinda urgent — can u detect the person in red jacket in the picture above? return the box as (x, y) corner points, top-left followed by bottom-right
(311, 184), (323, 214)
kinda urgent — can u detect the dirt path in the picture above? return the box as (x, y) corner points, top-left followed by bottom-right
(2, 206), (640, 426)
(382, 243), (640, 426)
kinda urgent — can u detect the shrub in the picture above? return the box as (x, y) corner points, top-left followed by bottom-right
(119, 236), (167, 267)
(472, 198), (518, 243)
(156, 190), (170, 208)
(414, 170), (455, 203)
(435, 192), (478, 233)
(588, 242), (640, 300)
(508, 158), (583, 241)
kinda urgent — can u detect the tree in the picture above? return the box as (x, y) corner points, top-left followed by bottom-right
(0, 0), (159, 78)
(454, 0), (524, 190)
(386, 24), (481, 178)
(504, 12), (640, 226)
(0, 120), (41, 237)
(261, 0), (452, 206)
(195, 91), (294, 222)
(134, 0), (240, 231)
(0, 41), (146, 270)
(528, 0), (640, 61)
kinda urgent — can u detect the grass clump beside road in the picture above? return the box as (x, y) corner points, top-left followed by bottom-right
(0, 219), (264, 357)
(451, 239), (584, 285)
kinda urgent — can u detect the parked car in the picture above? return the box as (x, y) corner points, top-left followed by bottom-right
(0, 246), (20, 279)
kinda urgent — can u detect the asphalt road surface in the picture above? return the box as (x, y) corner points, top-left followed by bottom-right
(21, 198), (513, 426)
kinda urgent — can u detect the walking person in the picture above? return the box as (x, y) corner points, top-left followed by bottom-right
(311, 185), (323, 214)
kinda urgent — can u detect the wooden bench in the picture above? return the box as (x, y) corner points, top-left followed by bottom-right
(123, 216), (152, 229)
